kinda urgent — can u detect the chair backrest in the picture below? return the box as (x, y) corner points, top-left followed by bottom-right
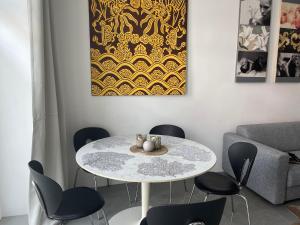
(146, 198), (226, 225)
(73, 127), (110, 152)
(228, 142), (257, 186)
(28, 160), (63, 218)
(149, 124), (185, 138)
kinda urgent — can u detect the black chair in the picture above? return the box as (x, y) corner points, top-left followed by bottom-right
(73, 127), (110, 188)
(188, 142), (257, 225)
(73, 127), (132, 205)
(29, 160), (108, 225)
(140, 198), (226, 225)
(149, 124), (185, 139)
(149, 124), (186, 203)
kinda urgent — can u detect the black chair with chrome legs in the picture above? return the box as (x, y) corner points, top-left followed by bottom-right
(29, 160), (108, 225)
(149, 124), (185, 139)
(142, 124), (186, 204)
(73, 127), (132, 206)
(134, 124), (186, 203)
(73, 127), (110, 189)
(188, 142), (257, 225)
(140, 198), (226, 225)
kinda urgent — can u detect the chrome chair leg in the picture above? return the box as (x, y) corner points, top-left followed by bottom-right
(106, 178), (110, 187)
(183, 180), (188, 192)
(93, 176), (98, 191)
(102, 209), (109, 225)
(125, 183), (132, 206)
(237, 194), (251, 225)
(73, 166), (81, 188)
(170, 180), (187, 203)
(134, 183), (139, 202)
(93, 176), (102, 220)
(89, 215), (95, 225)
(203, 193), (209, 202)
(169, 182), (172, 204)
(230, 195), (234, 225)
(90, 209), (108, 225)
(188, 184), (195, 204)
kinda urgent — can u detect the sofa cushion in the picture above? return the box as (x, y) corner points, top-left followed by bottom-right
(288, 165), (300, 187)
(237, 122), (300, 152)
(287, 151), (300, 187)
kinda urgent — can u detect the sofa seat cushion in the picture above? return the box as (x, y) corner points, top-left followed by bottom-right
(236, 122), (300, 152)
(288, 151), (300, 187)
(288, 164), (300, 187)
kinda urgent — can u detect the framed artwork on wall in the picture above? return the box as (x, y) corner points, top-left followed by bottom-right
(235, 0), (272, 82)
(88, 0), (187, 96)
(276, 0), (300, 82)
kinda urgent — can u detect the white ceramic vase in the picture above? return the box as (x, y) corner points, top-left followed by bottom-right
(143, 141), (155, 152)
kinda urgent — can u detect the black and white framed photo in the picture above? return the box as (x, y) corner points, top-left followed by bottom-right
(238, 25), (270, 51)
(236, 51), (268, 82)
(277, 53), (300, 82)
(239, 0), (272, 26)
(276, 0), (300, 82)
(236, 0), (272, 82)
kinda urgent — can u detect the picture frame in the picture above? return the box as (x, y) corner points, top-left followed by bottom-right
(235, 0), (272, 82)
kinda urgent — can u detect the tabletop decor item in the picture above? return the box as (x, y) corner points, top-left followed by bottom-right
(150, 135), (161, 150)
(132, 134), (167, 155)
(136, 134), (147, 148)
(143, 140), (155, 152)
(88, 0), (187, 96)
(129, 145), (168, 156)
(235, 0), (272, 82)
(276, 0), (300, 82)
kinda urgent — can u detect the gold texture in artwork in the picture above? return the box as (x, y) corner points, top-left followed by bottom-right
(279, 30), (300, 53)
(89, 0), (187, 96)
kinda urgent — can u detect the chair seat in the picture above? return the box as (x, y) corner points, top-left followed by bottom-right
(140, 217), (148, 225)
(52, 187), (105, 221)
(195, 172), (240, 195)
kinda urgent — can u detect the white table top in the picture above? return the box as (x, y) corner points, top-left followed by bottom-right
(76, 135), (216, 183)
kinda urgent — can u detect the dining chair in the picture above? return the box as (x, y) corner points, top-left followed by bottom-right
(140, 198), (226, 225)
(149, 124), (185, 139)
(148, 124), (186, 204)
(188, 142), (257, 225)
(73, 127), (132, 205)
(29, 160), (108, 225)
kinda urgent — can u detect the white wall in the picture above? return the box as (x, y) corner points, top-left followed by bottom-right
(0, 0), (32, 217)
(49, 0), (300, 186)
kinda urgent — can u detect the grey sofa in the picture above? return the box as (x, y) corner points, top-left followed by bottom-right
(223, 122), (300, 205)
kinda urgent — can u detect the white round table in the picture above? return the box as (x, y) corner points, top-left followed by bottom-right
(76, 135), (216, 225)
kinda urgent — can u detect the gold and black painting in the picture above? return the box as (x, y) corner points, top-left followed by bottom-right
(89, 0), (187, 96)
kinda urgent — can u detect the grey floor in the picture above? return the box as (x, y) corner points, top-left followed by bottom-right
(1, 180), (300, 225)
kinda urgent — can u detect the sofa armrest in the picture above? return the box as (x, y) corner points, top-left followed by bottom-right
(223, 132), (289, 204)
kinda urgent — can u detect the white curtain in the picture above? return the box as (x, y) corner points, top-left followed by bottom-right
(28, 0), (66, 224)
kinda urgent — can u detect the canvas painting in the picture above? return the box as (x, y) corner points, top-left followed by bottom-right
(236, 0), (272, 82)
(89, 0), (187, 96)
(276, 0), (300, 82)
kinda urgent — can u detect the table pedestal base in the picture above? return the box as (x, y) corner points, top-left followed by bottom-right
(109, 206), (142, 225)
